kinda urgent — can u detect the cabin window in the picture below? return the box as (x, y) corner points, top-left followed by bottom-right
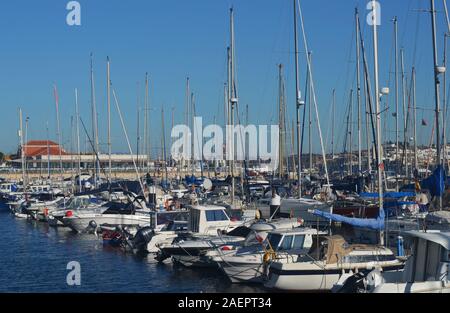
(292, 235), (305, 249)
(279, 235), (293, 251)
(266, 233), (283, 250)
(205, 210), (229, 222)
(190, 209), (200, 232)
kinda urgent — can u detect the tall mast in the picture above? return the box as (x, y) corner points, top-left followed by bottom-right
(107, 57), (112, 181)
(136, 82), (140, 170)
(331, 89), (335, 160)
(75, 88), (82, 191)
(185, 77), (190, 176)
(278, 64), (286, 178)
(401, 48), (408, 178)
(191, 92), (195, 176)
(162, 107), (168, 182)
(226, 47), (231, 176)
(412, 68), (418, 172)
(54, 85), (63, 181)
(90, 53), (99, 187)
(393, 16), (399, 190)
(308, 52), (313, 172)
(371, 0), (384, 245)
(46, 121), (51, 180)
(430, 0), (442, 210)
(19, 108), (26, 189)
(145, 72), (150, 173)
(349, 89), (354, 175)
(443, 33), (448, 172)
(356, 8), (363, 173)
(229, 7), (238, 207)
(294, 0), (302, 198)
(364, 70), (372, 173)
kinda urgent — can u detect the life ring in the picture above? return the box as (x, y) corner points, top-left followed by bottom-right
(43, 208), (49, 216)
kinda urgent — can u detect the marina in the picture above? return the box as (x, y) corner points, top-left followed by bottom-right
(1, 0), (450, 296)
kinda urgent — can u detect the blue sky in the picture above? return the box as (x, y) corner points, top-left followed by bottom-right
(0, 0), (446, 156)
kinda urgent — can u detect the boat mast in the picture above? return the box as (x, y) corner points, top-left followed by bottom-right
(191, 92), (195, 176)
(293, 0), (302, 198)
(308, 53), (313, 173)
(430, 0), (442, 210)
(278, 64), (286, 179)
(145, 73), (150, 173)
(412, 68), (418, 172)
(46, 121), (51, 180)
(371, 0), (384, 245)
(107, 57), (112, 181)
(356, 8), (362, 174)
(53, 85), (64, 181)
(75, 88), (82, 191)
(349, 89), (354, 175)
(90, 53), (100, 187)
(443, 33), (448, 172)
(393, 16), (399, 190)
(229, 7), (238, 207)
(162, 107), (168, 182)
(185, 77), (190, 177)
(401, 48), (409, 179)
(136, 82), (140, 171)
(332, 89), (335, 160)
(19, 108), (26, 190)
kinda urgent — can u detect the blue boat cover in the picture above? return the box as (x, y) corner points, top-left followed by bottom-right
(420, 165), (445, 197)
(359, 192), (415, 198)
(311, 208), (385, 230)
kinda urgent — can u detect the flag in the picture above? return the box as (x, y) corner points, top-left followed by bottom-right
(256, 234), (264, 243)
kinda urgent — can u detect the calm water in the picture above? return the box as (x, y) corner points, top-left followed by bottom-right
(0, 203), (265, 293)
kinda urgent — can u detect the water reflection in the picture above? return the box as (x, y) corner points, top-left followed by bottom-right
(0, 205), (266, 293)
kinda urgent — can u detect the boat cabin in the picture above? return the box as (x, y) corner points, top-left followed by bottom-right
(402, 231), (450, 283)
(265, 228), (325, 255)
(187, 205), (241, 235)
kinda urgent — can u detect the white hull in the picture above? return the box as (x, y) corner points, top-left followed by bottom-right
(265, 261), (403, 291)
(219, 261), (266, 283)
(63, 214), (150, 233)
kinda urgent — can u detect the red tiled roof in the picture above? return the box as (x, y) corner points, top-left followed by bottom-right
(22, 140), (69, 157)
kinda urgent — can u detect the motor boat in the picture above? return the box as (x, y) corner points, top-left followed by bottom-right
(213, 226), (325, 284)
(336, 230), (450, 293)
(264, 235), (404, 291)
(155, 204), (250, 266)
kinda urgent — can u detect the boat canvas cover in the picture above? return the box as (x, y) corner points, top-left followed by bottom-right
(311, 207), (385, 230)
(325, 235), (353, 264)
(420, 165), (445, 197)
(402, 165), (445, 198)
(359, 192), (416, 198)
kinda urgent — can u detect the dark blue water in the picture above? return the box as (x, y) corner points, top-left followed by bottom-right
(0, 203), (264, 293)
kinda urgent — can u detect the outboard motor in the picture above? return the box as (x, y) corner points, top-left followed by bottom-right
(87, 220), (98, 235)
(132, 226), (155, 252)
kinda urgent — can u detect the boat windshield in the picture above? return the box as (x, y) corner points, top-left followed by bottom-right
(266, 233), (283, 250)
(205, 209), (229, 222)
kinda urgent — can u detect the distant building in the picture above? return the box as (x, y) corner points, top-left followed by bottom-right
(10, 140), (149, 171)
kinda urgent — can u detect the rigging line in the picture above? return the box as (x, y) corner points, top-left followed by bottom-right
(297, 0), (329, 184)
(111, 86), (146, 196)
